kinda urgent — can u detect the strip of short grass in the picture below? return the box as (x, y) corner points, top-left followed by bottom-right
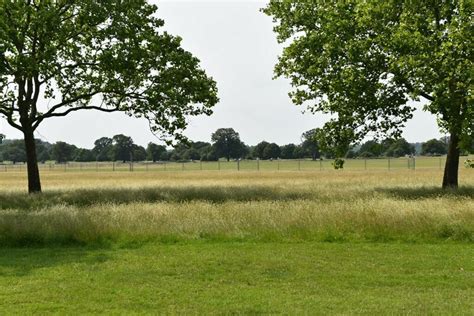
(0, 241), (472, 314)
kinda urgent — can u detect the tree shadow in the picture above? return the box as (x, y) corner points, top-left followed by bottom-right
(0, 247), (111, 277)
(375, 186), (474, 200)
(0, 185), (311, 211)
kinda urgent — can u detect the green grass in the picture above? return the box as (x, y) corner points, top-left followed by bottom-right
(1, 242), (473, 314)
(2, 155), (473, 173)
(0, 169), (473, 313)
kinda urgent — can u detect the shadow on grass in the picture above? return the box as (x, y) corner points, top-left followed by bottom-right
(376, 186), (474, 200)
(0, 247), (111, 277)
(0, 185), (311, 211)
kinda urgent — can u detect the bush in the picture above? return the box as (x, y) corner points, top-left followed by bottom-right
(464, 159), (474, 168)
(332, 158), (345, 169)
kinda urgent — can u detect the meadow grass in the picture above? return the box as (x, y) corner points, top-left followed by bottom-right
(0, 169), (473, 245)
(0, 169), (473, 313)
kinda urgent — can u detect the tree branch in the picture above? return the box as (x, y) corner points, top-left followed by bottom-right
(32, 105), (119, 130)
(0, 108), (22, 130)
(420, 91), (435, 102)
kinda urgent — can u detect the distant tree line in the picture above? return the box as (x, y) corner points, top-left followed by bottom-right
(0, 130), (472, 164)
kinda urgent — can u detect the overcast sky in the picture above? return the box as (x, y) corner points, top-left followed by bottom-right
(0, 0), (443, 148)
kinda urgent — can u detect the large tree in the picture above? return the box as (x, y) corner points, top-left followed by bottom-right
(211, 128), (246, 161)
(111, 134), (134, 162)
(301, 129), (320, 160)
(0, 1), (218, 193)
(264, 1), (472, 188)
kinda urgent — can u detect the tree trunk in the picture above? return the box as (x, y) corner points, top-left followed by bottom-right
(442, 133), (460, 189)
(23, 129), (42, 193)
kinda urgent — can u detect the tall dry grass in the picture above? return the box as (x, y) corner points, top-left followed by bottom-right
(0, 169), (473, 245)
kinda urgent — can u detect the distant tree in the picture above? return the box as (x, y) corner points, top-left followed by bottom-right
(35, 140), (52, 162)
(0, 1), (218, 193)
(263, 143), (281, 160)
(201, 146), (218, 161)
(280, 144), (297, 159)
(93, 137), (113, 161)
(301, 129), (320, 160)
(292, 145), (306, 159)
(74, 149), (95, 162)
(132, 145), (147, 162)
(169, 141), (189, 161)
(111, 135), (134, 162)
(51, 142), (77, 163)
(264, 1), (472, 188)
(0, 140), (26, 163)
(384, 138), (415, 157)
(183, 148), (200, 161)
(358, 140), (384, 158)
(146, 143), (167, 162)
(422, 139), (448, 156)
(253, 141), (270, 159)
(211, 128), (246, 161)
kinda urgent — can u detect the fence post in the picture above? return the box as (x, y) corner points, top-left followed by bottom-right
(413, 157), (416, 170)
(365, 159), (367, 170)
(237, 159), (240, 171)
(218, 160), (221, 171)
(298, 159), (301, 171)
(257, 158), (259, 171)
(200, 161), (202, 171)
(320, 159), (323, 171)
(388, 157), (391, 170)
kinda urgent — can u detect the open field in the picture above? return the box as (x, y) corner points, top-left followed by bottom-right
(0, 168), (473, 313)
(1, 155), (473, 173)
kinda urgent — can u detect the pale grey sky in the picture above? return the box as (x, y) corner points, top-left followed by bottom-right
(0, 0), (443, 148)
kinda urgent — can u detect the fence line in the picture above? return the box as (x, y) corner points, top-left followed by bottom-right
(0, 156), (471, 173)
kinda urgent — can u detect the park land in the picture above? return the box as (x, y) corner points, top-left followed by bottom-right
(0, 167), (473, 313)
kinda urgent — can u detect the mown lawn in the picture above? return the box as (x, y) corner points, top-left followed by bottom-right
(1, 242), (473, 314)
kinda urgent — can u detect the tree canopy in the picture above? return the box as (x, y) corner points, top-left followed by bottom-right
(0, 0), (218, 192)
(264, 1), (472, 188)
(211, 128), (246, 161)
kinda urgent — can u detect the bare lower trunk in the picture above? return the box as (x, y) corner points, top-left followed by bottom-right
(24, 129), (42, 193)
(442, 133), (459, 189)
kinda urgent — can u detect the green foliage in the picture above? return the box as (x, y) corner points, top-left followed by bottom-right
(332, 158), (345, 170)
(92, 137), (113, 161)
(146, 143), (167, 162)
(422, 138), (449, 156)
(262, 143), (281, 160)
(211, 128), (247, 161)
(74, 148), (95, 162)
(51, 141), (77, 163)
(0, 0), (218, 140)
(111, 134), (134, 162)
(0, 139), (25, 163)
(464, 159), (474, 168)
(253, 141), (270, 159)
(280, 143), (297, 159)
(264, 1), (473, 152)
(385, 138), (415, 158)
(301, 129), (320, 160)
